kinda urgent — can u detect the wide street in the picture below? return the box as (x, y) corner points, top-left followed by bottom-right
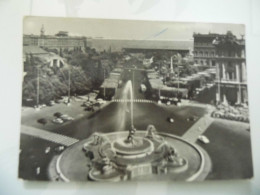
(19, 68), (252, 181)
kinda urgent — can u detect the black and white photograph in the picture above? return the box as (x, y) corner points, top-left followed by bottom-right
(19, 16), (253, 182)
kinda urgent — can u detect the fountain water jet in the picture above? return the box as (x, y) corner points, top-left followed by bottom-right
(123, 80), (136, 143)
(114, 80), (134, 132)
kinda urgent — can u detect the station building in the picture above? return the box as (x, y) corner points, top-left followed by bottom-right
(123, 40), (192, 57)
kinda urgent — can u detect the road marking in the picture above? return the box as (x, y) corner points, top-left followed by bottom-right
(112, 99), (155, 103)
(21, 125), (79, 146)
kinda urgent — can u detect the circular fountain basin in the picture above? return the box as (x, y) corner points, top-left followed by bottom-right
(48, 131), (211, 182)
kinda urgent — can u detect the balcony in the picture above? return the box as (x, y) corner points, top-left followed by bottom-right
(214, 55), (245, 60)
(194, 55), (215, 58)
(194, 44), (215, 48)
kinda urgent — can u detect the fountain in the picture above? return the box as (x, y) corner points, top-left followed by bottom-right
(48, 79), (211, 182)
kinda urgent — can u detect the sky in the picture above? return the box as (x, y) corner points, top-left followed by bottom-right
(23, 16), (245, 41)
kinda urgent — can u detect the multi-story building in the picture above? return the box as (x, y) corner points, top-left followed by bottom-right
(213, 31), (247, 105)
(23, 26), (87, 51)
(193, 33), (224, 66)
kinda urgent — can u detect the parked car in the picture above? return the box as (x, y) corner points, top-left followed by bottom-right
(40, 104), (47, 108)
(54, 112), (62, 118)
(92, 102), (101, 107)
(37, 118), (47, 125)
(85, 105), (95, 112)
(82, 101), (92, 107)
(60, 114), (74, 121)
(198, 135), (210, 144)
(97, 98), (106, 105)
(48, 100), (55, 106)
(52, 118), (64, 124)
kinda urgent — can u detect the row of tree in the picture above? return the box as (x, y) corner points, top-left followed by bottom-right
(22, 48), (120, 106)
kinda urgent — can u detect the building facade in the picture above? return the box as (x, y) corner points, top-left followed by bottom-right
(213, 31), (247, 105)
(24, 28), (87, 51)
(193, 33), (223, 66)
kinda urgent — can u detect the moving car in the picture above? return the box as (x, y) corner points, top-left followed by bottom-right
(167, 117), (174, 123)
(45, 147), (51, 154)
(186, 116), (197, 122)
(140, 84), (147, 93)
(198, 135), (210, 144)
(55, 146), (65, 153)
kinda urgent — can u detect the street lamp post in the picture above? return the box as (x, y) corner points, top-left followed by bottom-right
(103, 69), (106, 99)
(216, 63), (221, 104)
(177, 65), (180, 94)
(132, 70), (134, 98)
(36, 66), (40, 108)
(67, 69), (71, 105)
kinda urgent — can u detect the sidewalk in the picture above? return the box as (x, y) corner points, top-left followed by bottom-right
(182, 114), (214, 143)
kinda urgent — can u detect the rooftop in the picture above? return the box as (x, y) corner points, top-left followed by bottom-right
(123, 40), (192, 51)
(23, 46), (49, 55)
